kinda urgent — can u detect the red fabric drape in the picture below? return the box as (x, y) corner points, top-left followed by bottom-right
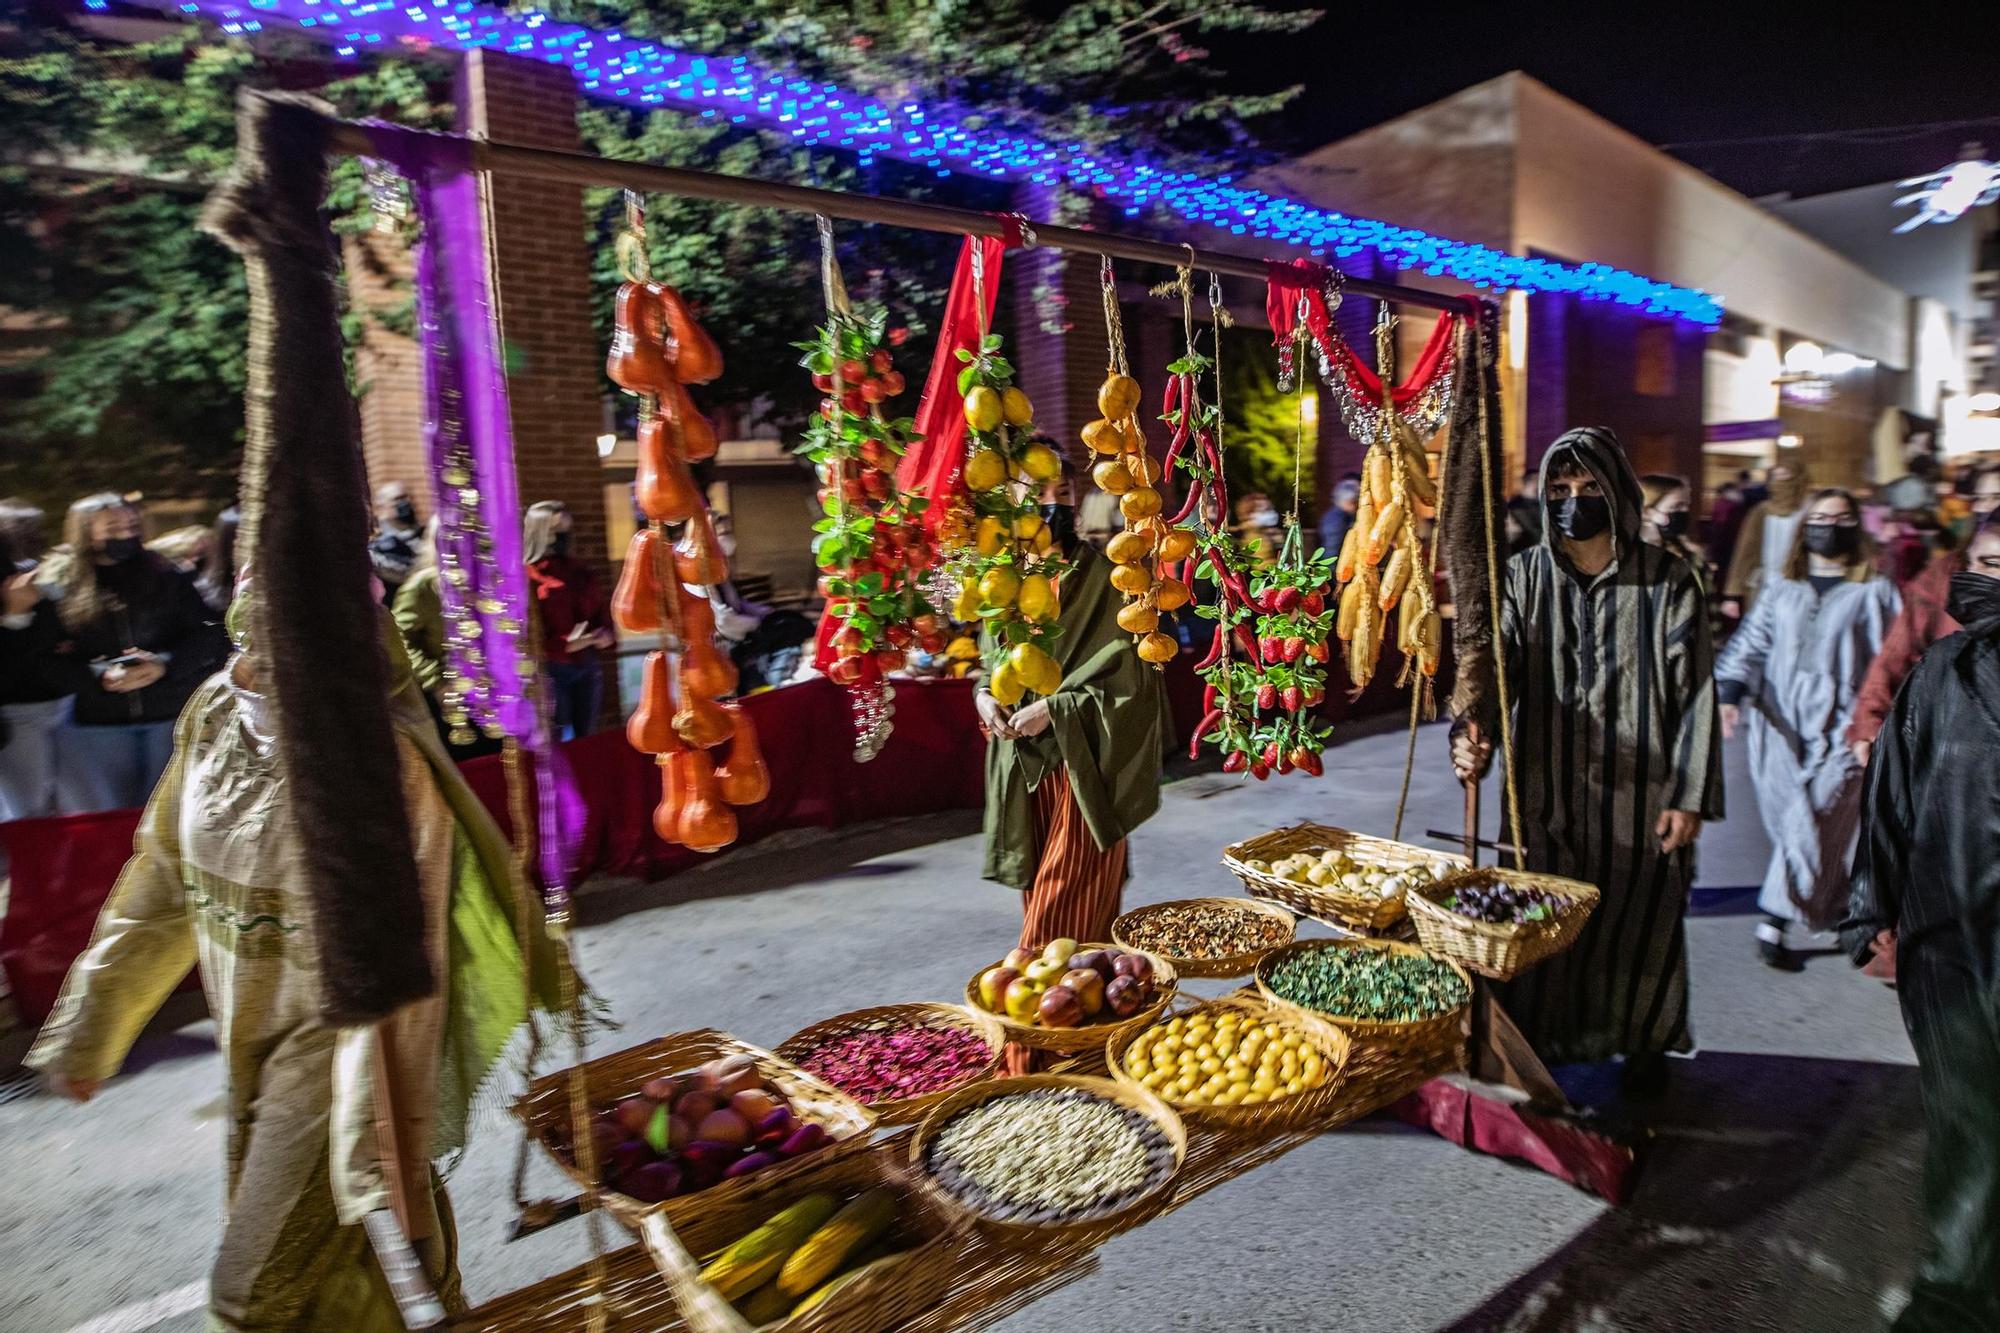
(1265, 258), (1463, 412)
(894, 234), (1012, 519)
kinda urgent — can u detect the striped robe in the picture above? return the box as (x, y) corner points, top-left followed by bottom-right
(1488, 535), (1725, 1063)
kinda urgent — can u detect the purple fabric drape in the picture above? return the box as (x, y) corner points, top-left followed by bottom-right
(362, 122), (583, 902)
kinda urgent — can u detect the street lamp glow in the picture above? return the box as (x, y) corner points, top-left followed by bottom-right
(1783, 342), (1824, 375)
(596, 432), (618, 458)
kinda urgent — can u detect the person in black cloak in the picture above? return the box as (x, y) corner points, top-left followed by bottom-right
(1846, 513), (2000, 1332)
(1453, 427), (1724, 1098)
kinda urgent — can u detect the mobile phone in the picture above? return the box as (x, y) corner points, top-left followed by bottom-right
(106, 653), (148, 670)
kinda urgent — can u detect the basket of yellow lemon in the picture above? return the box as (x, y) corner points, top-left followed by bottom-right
(1105, 994), (1350, 1134)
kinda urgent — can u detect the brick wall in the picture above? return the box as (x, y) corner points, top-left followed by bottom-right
(458, 50), (620, 713)
(344, 230), (428, 513)
(1007, 183), (1111, 465)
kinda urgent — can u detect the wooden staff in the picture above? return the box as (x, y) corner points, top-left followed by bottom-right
(367, 1024), (446, 1329)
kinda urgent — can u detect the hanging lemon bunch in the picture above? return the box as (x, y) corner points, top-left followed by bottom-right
(953, 332), (1068, 706)
(1084, 260), (1192, 666)
(1332, 316), (1443, 689)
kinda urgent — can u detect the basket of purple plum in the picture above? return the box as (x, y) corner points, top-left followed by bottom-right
(1405, 867), (1600, 980)
(518, 1029), (878, 1232)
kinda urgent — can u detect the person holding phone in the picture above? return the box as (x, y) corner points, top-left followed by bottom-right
(523, 501), (613, 740)
(45, 493), (227, 812)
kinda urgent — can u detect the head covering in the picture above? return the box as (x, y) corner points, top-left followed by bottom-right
(1537, 426), (1645, 557)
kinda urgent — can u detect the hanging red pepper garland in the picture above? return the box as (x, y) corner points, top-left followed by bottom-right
(806, 225), (1025, 752)
(606, 195), (768, 853)
(797, 218), (942, 758)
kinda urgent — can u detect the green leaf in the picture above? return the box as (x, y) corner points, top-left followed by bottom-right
(955, 348), (974, 363)
(956, 365), (977, 396)
(981, 333), (1003, 352)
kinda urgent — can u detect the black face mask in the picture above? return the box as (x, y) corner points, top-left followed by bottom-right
(547, 531), (572, 559)
(100, 536), (142, 563)
(392, 500), (417, 528)
(1655, 510), (1690, 540)
(1552, 495), (1611, 542)
(1948, 571), (2000, 627)
(1040, 502), (1079, 556)
(1803, 523), (1858, 559)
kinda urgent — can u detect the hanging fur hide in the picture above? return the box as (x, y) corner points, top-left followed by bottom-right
(1442, 303), (1506, 723)
(201, 91), (434, 1023)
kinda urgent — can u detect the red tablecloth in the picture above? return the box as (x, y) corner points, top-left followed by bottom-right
(0, 651), (1446, 1026)
(1, 678), (983, 1024)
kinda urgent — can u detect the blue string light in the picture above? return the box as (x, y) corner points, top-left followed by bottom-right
(127, 0), (1724, 323)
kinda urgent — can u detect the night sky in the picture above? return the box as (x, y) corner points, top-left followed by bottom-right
(1211, 0), (1999, 200)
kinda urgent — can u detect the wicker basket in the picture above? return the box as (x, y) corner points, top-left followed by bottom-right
(773, 1003), (1007, 1128)
(1222, 823), (1467, 932)
(1406, 867), (1602, 981)
(1110, 897), (1297, 979)
(516, 1029), (877, 1232)
(1254, 938), (1472, 1052)
(1102, 993), (1352, 1133)
(639, 1145), (967, 1333)
(960, 945), (1178, 1054)
(909, 1074), (1187, 1246)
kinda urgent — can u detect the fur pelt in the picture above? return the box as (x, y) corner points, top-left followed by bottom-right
(202, 92), (434, 1024)
(1442, 303), (1506, 723)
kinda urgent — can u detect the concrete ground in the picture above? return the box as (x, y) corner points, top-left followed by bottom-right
(0, 721), (1924, 1333)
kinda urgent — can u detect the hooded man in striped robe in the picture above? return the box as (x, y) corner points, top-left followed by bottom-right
(1453, 426), (1724, 1095)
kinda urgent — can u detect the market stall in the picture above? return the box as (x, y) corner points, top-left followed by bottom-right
(144, 89), (1595, 1332)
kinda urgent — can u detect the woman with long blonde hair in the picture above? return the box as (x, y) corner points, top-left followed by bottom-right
(523, 500), (611, 740)
(46, 492), (227, 811)
(1716, 486), (1899, 969)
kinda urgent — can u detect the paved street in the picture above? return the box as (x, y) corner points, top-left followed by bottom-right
(0, 720), (1923, 1333)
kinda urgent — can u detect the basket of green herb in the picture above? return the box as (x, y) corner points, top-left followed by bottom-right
(1255, 938), (1471, 1049)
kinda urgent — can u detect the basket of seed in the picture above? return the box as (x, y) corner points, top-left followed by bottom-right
(1255, 938), (1472, 1050)
(1406, 867), (1601, 980)
(1111, 897), (1297, 979)
(1222, 823), (1466, 933)
(1105, 993), (1350, 1133)
(911, 1075), (1185, 1246)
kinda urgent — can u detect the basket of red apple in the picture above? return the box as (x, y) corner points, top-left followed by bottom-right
(965, 939), (1178, 1054)
(519, 1030), (877, 1232)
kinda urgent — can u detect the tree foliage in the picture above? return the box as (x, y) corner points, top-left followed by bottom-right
(0, 27), (448, 513)
(1, 1), (1318, 510)
(1220, 324), (1317, 522)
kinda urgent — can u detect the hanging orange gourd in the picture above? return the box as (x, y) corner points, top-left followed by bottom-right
(612, 528), (665, 634)
(659, 284), (724, 386)
(674, 750), (738, 853)
(607, 283), (673, 395)
(609, 192), (751, 854)
(715, 706), (770, 807)
(626, 650), (683, 755)
(636, 417), (702, 524)
(678, 638), (738, 701)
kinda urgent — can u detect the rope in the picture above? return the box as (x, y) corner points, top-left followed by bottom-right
(1472, 314), (1526, 867)
(1099, 255), (1130, 378)
(1290, 300), (1308, 531)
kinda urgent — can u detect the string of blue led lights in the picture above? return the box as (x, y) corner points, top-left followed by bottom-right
(119, 0), (1724, 324)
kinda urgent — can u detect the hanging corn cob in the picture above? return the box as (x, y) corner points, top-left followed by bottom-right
(1330, 311), (1444, 692)
(1084, 258), (1191, 665)
(951, 245), (1069, 705)
(605, 195), (766, 854)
